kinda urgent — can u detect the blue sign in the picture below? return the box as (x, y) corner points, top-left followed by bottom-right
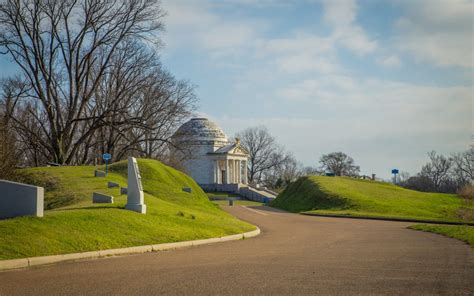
(391, 169), (399, 174)
(102, 153), (112, 175)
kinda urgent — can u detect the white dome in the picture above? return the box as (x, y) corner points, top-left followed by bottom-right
(173, 118), (228, 142)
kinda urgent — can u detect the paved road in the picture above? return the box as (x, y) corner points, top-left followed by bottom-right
(1, 206), (473, 295)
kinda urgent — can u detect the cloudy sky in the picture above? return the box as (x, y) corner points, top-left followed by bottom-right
(157, 0), (473, 178)
(0, 0), (472, 178)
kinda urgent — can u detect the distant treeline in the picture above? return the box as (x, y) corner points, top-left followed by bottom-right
(398, 148), (473, 194)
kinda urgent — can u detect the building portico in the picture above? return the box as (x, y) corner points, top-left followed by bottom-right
(212, 155), (248, 185)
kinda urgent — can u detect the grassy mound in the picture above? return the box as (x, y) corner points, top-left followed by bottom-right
(271, 176), (474, 223)
(0, 159), (255, 260)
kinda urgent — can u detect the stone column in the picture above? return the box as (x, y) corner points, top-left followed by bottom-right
(244, 160), (248, 184)
(231, 160), (235, 183)
(235, 160), (238, 184)
(225, 158), (229, 184)
(125, 157), (146, 214)
(239, 160), (242, 183)
(235, 160), (238, 183)
(236, 160), (240, 183)
(233, 160), (237, 183)
(213, 160), (217, 184)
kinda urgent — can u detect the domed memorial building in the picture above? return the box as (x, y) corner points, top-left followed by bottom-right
(170, 118), (249, 191)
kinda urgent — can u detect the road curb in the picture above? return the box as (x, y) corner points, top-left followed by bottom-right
(301, 212), (474, 226)
(0, 227), (260, 272)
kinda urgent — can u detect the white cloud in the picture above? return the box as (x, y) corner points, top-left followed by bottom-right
(250, 0), (378, 75)
(275, 53), (339, 74)
(253, 33), (340, 74)
(322, 0), (356, 26)
(322, 0), (377, 55)
(394, 0), (473, 68)
(376, 55), (402, 68)
(217, 0), (292, 8)
(162, 0), (377, 75)
(162, 0), (265, 56)
(255, 34), (334, 56)
(275, 75), (471, 136)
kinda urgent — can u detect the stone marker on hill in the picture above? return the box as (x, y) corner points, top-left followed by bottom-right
(0, 180), (44, 219)
(182, 187), (192, 193)
(92, 192), (114, 204)
(94, 170), (106, 177)
(125, 157), (146, 214)
(120, 187), (128, 195)
(108, 181), (119, 188)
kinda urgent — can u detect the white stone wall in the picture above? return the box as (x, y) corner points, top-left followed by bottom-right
(182, 144), (217, 184)
(183, 157), (213, 184)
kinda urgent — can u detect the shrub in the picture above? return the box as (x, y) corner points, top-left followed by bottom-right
(457, 185), (474, 202)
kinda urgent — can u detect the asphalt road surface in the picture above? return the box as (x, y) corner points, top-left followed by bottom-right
(1, 206), (473, 295)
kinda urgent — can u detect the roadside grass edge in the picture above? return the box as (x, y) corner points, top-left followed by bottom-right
(0, 227), (260, 272)
(301, 212), (474, 226)
(409, 224), (474, 247)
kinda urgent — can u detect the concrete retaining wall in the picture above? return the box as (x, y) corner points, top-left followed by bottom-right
(200, 183), (240, 193)
(0, 180), (44, 219)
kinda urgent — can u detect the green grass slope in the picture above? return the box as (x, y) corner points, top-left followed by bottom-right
(0, 159), (255, 260)
(271, 176), (474, 223)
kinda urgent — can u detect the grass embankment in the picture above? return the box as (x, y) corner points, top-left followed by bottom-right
(409, 225), (474, 247)
(271, 176), (474, 223)
(0, 159), (255, 260)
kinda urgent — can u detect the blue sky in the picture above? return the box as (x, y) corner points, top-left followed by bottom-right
(0, 0), (472, 178)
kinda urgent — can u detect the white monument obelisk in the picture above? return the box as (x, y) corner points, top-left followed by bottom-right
(125, 157), (146, 214)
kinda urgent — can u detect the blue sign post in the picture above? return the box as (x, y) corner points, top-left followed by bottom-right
(391, 169), (399, 184)
(103, 153), (112, 175)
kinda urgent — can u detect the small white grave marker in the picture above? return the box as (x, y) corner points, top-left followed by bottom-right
(125, 157), (146, 214)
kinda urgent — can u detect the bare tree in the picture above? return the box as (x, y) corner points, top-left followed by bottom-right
(113, 69), (196, 161)
(400, 148), (473, 193)
(262, 153), (303, 189)
(0, 0), (164, 164)
(0, 77), (37, 169)
(236, 126), (290, 185)
(399, 171), (411, 183)
(452, 146), (474, 184)
(319, 152), (360, 176)
(0, 106), (18, 178)
(301, 166), (323, 176)
(420, 151), (452, 191)
(74, 41), (196, 164)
